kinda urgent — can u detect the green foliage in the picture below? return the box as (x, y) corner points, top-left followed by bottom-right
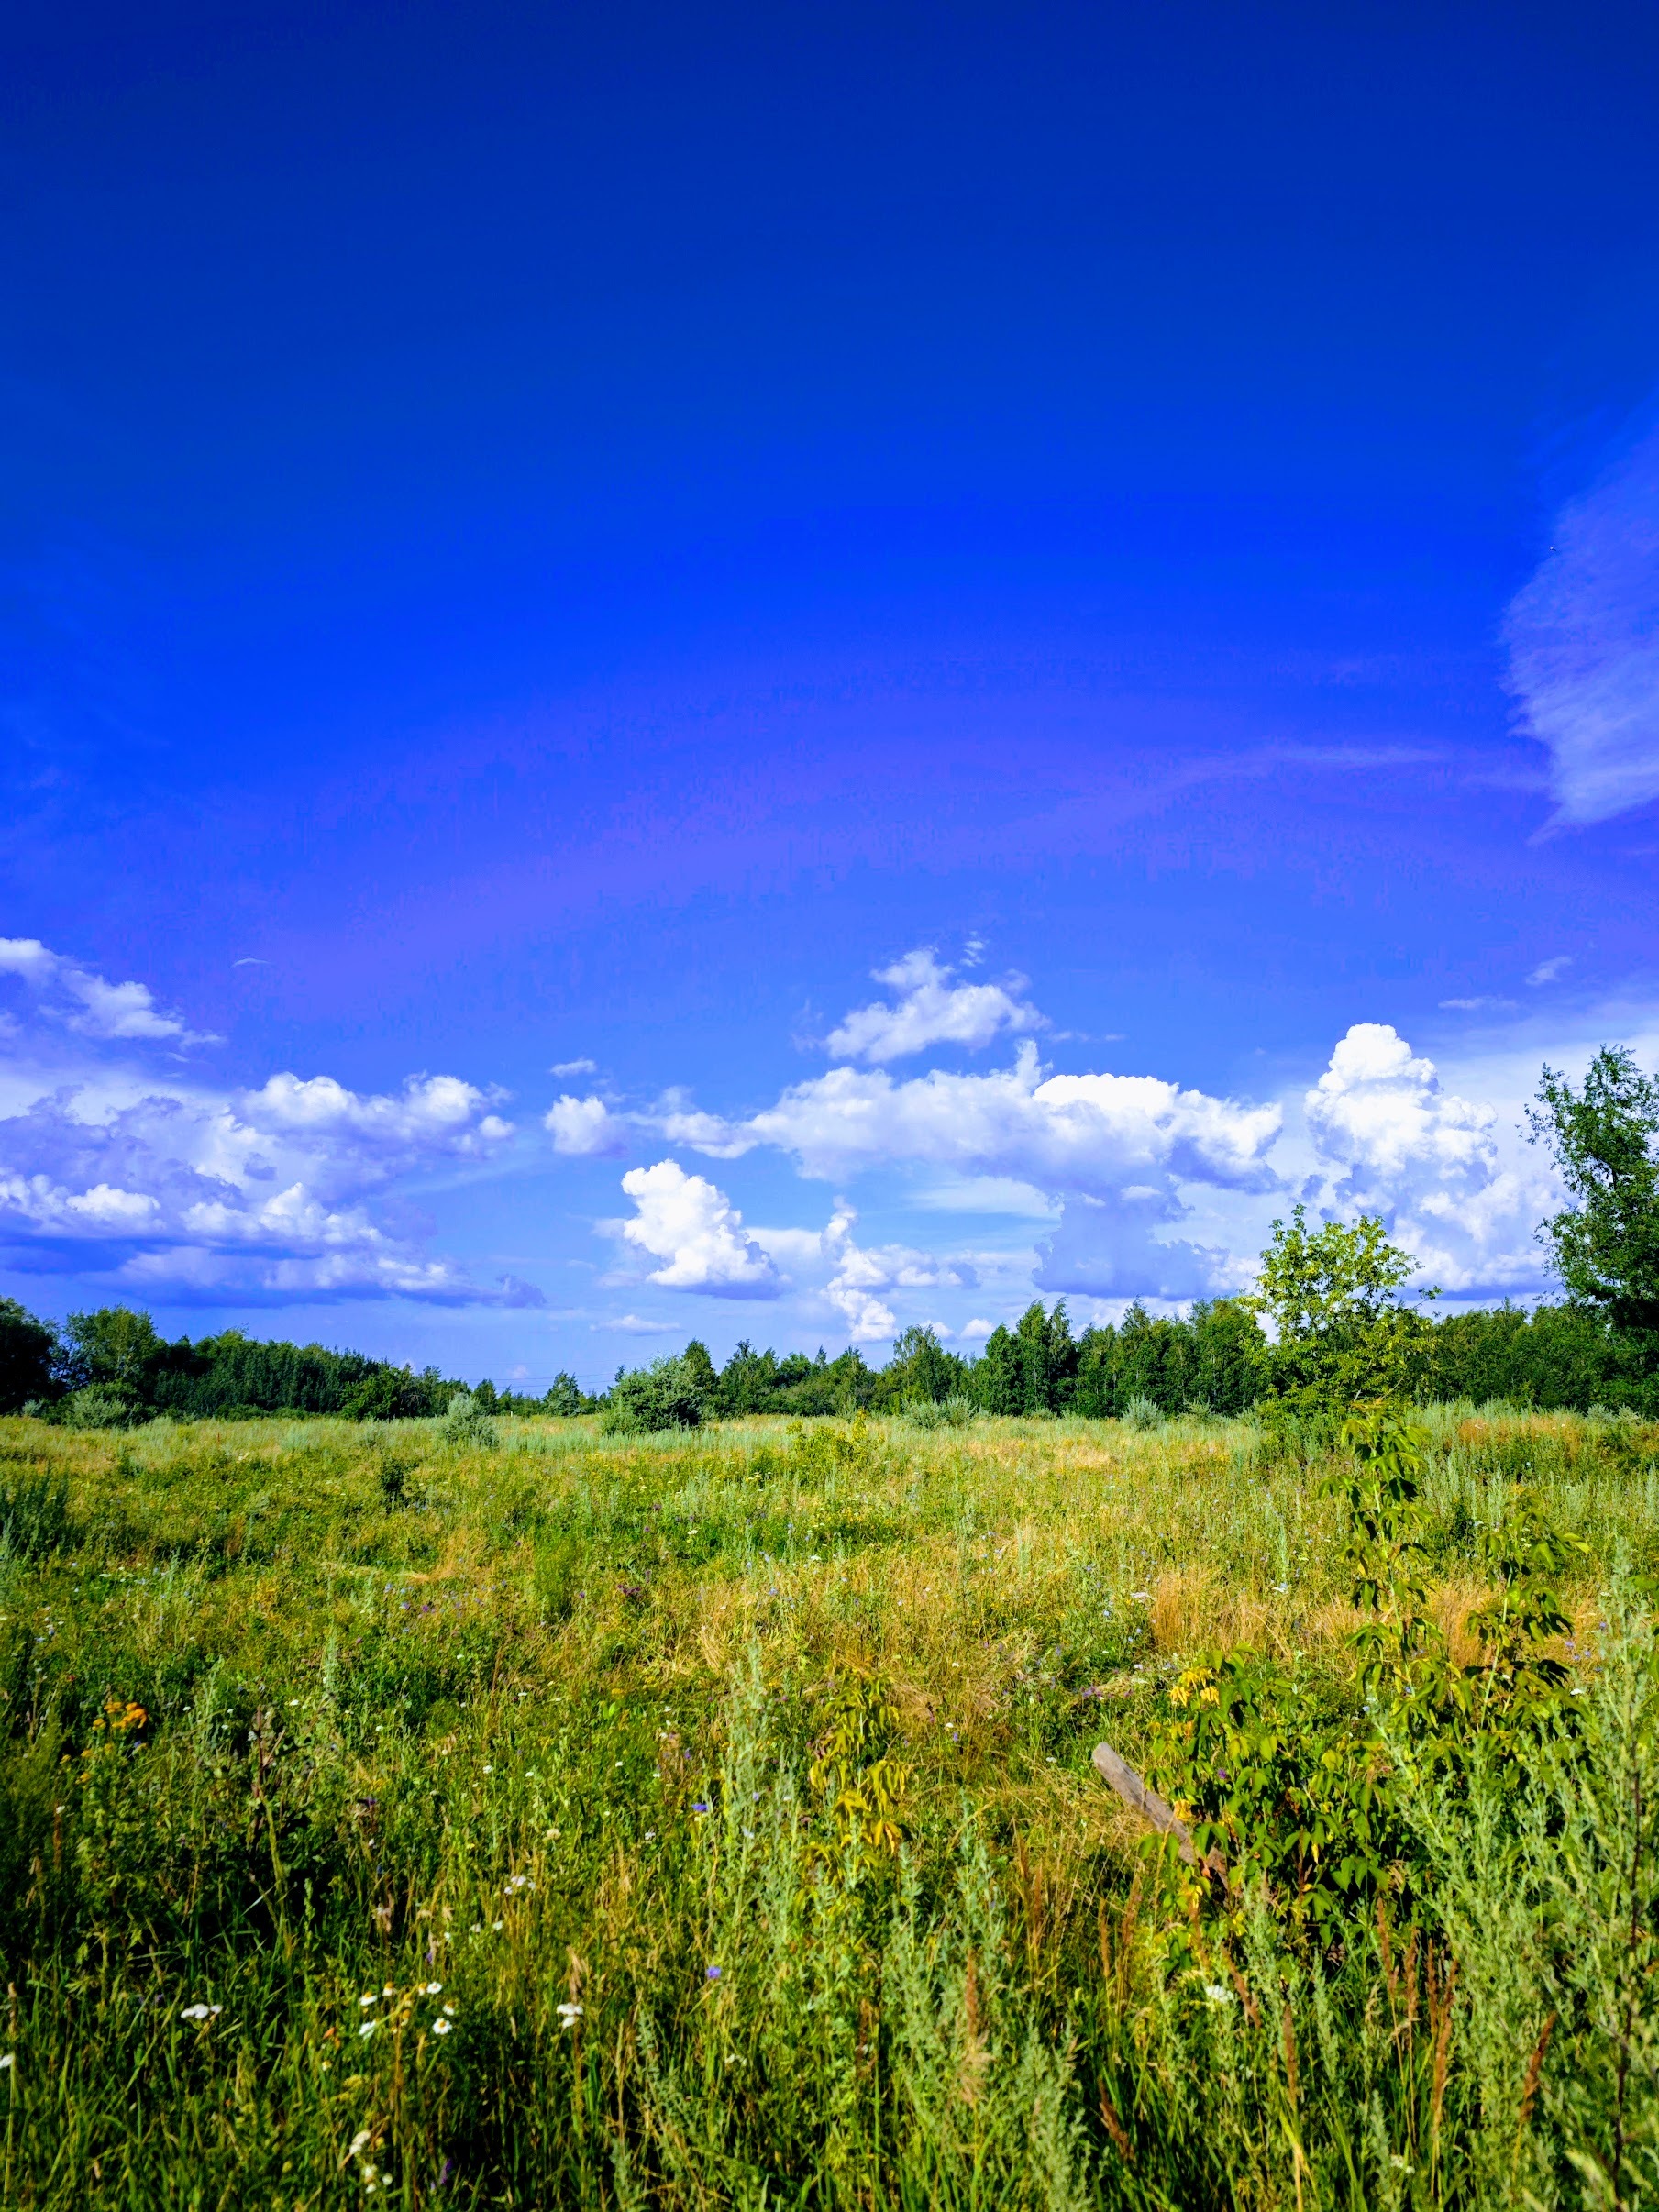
(680, 1336), (720, 1399)
(602, 1352), (709, 1432)
(1414, 1297), (1640, 1410)
(714, 1338), (875, 1416)
(1145, 1410), (1587, 1943)
(342, 1362), (454, 1421)
(0, 1297), (58, 1412)
(1072, 1298), (1266, 1418)
(903, 1390), (977, 1430)
(539, 1369), (593, 1417)
(60, 1384), (142, 1430)
(441, 1390), (499, 1450)
(973, 1299), (1078, 1414)
(877, 1324), (970, 1411)
(59, 1304), (165, 1398)
(1532, 1045), (1659, 1399)
(1251, 1204), (1426, 1410)
(808, 1664), (912, 1856)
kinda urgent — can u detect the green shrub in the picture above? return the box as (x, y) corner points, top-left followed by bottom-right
(440, 1390), (499, 1449)
(903, 1391), (976, 1430)
(602, 1353), (707, 1432)
(61, 1385), (141, 1430)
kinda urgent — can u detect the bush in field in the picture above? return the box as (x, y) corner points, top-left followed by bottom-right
(61, 1384), (143, 1430)
(602, 1352), (708, 1432)
(1144, 1410), (1584, 1941)
(441, 1389), (499, 1449)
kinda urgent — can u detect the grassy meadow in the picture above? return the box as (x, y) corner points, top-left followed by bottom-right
(3, 1402), (1659, 2208)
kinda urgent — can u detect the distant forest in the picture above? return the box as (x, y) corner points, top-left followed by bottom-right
(0, 1288), (1648, 1424)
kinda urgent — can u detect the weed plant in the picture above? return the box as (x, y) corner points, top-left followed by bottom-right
(0, 1406), (1657, 2206)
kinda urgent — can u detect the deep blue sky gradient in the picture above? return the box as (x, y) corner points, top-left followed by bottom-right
(4, 1), (1659, 1382)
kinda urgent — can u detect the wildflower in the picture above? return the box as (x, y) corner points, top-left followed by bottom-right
(348, 2130), (372, 2159)
(1389, 2154), (1414, 2174)
(443, 2004), (455, 2015)
(425, 1981), (442, 1996)
(1202, 1984), (1234, 2006)
(0, 2054), (13, 2070)
(556, 2002), (582, 2027)
(644, 1830), (656, 1841)
(691, 1800), (710, 1814)
(431, 2018), (453, 2037)
(492, 1919), (503, 1931)
(359, 2021), (377, 2038)
(180, 2004), (223, 2021)
(705, 1965), (722, 1981)
(358, 1995), (377, 2007)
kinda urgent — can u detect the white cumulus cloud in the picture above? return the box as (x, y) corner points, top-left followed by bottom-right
(824, 948), (1045, 1064)
(0, 939), (526, 1303)
(1307, 1024), (1499, 1199)
(546, 1093), (629, 1156)
(1301, 1023), (1550, 1297)
(816, 1199), (973, 1339)
(1505, 415), (1659, 826)
(615, 1160), (781, 1296)
(670, 1041), (1281, 1200)
(0, 937), (212, 1044)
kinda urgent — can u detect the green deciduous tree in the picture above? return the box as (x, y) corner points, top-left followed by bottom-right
(60, 1306), (165, 1404)
(970, 1300), (1077, 1414)
(0, 1298), (59, 1412)
(541, 1371), (592, 1417)
(1250, 1205), (1425, 1411)
(1530, 1046), (1659, 1398)
(876, 1324), (968, 1410)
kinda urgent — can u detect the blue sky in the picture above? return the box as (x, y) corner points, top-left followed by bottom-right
(3, 0), (1658, 1387)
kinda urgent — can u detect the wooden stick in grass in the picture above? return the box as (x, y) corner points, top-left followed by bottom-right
(1091, 1742), (1225, 1878)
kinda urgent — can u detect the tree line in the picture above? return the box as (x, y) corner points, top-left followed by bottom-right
(0, 1303), (593, 1428)
(2, 1041), (1654, 1428)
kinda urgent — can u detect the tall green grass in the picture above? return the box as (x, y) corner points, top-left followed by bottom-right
(1, 1406), (1657, 2206)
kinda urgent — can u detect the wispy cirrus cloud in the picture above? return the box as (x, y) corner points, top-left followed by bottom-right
(1505, 415), (1659, 827)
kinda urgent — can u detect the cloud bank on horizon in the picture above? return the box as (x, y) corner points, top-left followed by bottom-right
(1506, 415), (1659, 827)
(1, 930), (1643, 1343)
(0, 936), (532, 1307)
